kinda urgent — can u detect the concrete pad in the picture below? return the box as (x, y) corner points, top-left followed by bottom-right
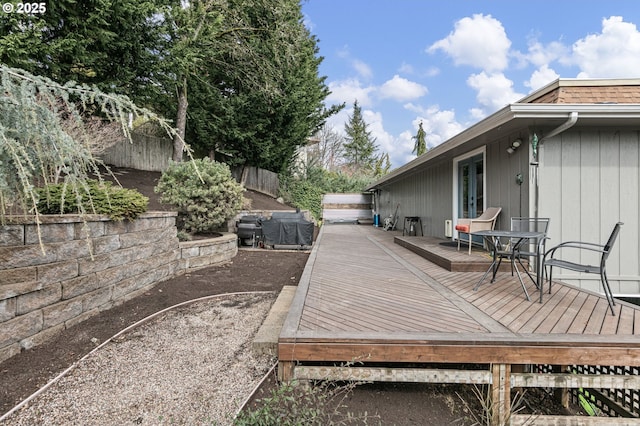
(252, 286), (297, 356)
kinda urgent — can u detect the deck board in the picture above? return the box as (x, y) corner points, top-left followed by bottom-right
(279, 225), (640, 369)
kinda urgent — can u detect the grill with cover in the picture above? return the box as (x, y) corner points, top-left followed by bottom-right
(261, 211), (313, 248)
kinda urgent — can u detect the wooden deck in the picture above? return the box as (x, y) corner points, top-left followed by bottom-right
(394, 234), (513, 272)
(278, 224), (640, 423)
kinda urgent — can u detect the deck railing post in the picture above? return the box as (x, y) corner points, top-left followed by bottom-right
(491, 363), (511, 426)
(278, 361), (295, 382)
(553, 365), (570, 408)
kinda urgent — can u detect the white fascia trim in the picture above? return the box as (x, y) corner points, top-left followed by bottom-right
(367, 103), (640, 190)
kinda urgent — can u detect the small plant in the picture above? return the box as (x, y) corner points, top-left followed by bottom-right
(456, 384), (529, 426)
(155, 158), (244, 233)
(234, 379), (379, 426)
(36, 179), (148, 221)
(176, 230), (193, 241)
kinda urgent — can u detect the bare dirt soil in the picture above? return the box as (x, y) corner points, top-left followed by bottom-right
(0, 167), (576, 424)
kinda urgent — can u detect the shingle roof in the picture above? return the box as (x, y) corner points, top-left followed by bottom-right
(525, 81), (640, 104)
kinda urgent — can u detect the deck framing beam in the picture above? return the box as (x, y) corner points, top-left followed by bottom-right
(292, 365), (492, 384)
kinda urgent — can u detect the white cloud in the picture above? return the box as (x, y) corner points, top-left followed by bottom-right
(363, 110), (395, 156)
(398, 62), (414, 74)
(421, 108), (464, 148)
(424, 66), (440, 77)
(469, 107), (486, 121)
(525, 65), (560, 92)
(336, 45), (373, 80)
(323, 109), (351, 150)
(326, 79), (376, 107)
(525, 39), (568, 68)
(395, 131), (419, 166)
(466, 72), (524, 114)
(392, 104), (465, 165)
(302, 13), (314, 32)
(378, 75), (428, 102)
(569, 16), (640, 78)
(428, 14), (511, 72)
(352, 59), (373, 79)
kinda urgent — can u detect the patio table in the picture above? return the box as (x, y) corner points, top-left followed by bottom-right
(472, 229), (546, 301)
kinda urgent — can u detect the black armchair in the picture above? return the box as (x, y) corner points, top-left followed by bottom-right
(543, 222), (623, 315)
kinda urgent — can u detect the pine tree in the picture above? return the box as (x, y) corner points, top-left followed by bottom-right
(0, 0), (167, 106)
(373, 152), (392, 177)
(343, 101), (378, 172)
(187, 0), (341, 172)
(412, 121), (427, 156)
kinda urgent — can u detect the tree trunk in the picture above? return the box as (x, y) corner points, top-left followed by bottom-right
(172, 78), (188, 162)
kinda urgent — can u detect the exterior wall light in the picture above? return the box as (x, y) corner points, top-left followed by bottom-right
(506, 139), (522, 154)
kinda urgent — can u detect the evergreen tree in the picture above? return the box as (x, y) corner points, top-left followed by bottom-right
(412, 121), (428, 156)
(0, 0), (168, 107)
(189, 0), (341, 172)
(1, 0), (341, 172)
(374, 152), (391, 177)
(343, 101), (378, 171)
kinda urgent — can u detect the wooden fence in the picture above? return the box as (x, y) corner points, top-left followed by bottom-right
(233, 166), (279, 198)
(100, 136), (280, 196)
(100, 132), (173, 171)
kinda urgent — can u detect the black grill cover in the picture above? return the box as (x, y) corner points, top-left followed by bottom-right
(261, 212), (313, 246)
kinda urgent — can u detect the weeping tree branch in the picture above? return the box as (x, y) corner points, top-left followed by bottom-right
(0, 65), (192, 252)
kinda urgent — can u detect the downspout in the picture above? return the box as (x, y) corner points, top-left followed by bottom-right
(540, 111), (579, 143)
(532, 111), (579, 220)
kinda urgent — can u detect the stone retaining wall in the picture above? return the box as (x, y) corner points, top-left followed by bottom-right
(0, 213), (237, 363)
(179, 233), (238, 273)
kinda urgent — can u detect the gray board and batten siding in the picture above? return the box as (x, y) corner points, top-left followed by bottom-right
(374, 131), (531, 242)
(538, 129), (640, 296)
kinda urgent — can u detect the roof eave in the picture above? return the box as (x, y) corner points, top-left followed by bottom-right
(367, 103), (640, 190)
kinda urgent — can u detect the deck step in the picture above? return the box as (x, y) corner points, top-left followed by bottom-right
(394, 235), (516, 272)
(253, 286), (297, 356)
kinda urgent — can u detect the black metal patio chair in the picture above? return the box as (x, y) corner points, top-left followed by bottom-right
(493, 217), (550, 300)
(498, 217), (549, 278)
(543, 222), (623, 316)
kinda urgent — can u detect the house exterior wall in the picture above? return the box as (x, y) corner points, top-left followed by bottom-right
(538, 128), (640, 296)
(377, 160), (452, 237)
(376, 131), (532, 239)
(374, 125), (640, 298)
(483, 135), (532, 230)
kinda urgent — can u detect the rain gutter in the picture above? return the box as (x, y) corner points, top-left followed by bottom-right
(539, 111), (579, 143)
(367, 104), (640, 190)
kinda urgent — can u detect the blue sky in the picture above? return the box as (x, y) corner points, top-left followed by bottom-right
(301, 1), (640, 169)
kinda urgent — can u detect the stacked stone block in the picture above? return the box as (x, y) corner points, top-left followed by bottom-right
(0, 212), (237, 363)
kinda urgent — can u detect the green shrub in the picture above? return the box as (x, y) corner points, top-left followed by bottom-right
(280, 178), (325, 221)
(279, 167), (375, 221)
(155, 158), (244, 233)
(36, 180), (149, 221)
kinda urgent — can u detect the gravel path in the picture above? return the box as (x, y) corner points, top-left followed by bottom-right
(2, 293), (276, 426)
